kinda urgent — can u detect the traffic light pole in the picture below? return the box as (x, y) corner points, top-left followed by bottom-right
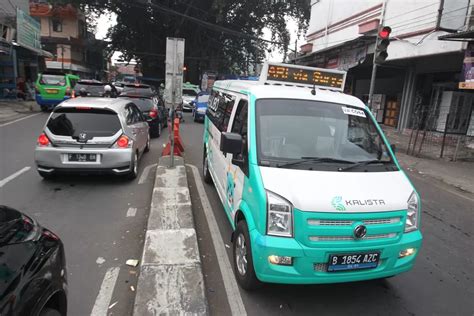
(368, 0), (388, 111)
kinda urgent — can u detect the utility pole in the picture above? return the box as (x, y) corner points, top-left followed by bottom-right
(294, 39), (297, 64)
(61, 45), (64, 72)
(368, 0), (388, 110)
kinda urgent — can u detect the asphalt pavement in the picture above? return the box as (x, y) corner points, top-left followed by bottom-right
(0, 112), (168, 316)
(179, 112), (474, 316)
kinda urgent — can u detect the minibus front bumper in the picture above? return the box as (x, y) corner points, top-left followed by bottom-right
(250, 229), (422, 284)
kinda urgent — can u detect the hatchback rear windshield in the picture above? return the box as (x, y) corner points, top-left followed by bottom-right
(183, 89), (198, 96)
(39, 74), (66, 86)
(125, 98), (154, 112)
(47, 108), (122, 138)
(74, 83), (106, 95)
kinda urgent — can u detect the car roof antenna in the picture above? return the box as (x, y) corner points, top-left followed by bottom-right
(311, 83), (316, 95)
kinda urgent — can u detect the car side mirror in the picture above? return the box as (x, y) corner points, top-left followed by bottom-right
(390, 144), (396, 153)
(220, 132), (242, 155)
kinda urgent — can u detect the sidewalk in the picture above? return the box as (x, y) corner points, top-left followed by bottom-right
(0, 99), (39, 124)
(387, 134), (474, 194)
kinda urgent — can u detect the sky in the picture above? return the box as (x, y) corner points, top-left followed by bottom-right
(94, 12), (303, 66)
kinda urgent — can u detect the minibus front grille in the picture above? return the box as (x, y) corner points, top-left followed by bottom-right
(307, 217), (400, 226)
(309, 233), (397, 242)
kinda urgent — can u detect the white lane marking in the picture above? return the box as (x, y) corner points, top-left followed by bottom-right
(138, 163), (157, 184)
(126, 207), (137, 217)
(90, 267), (120, 316)
(187, 164), (247, 316)
(0, 113), (42, 127)
(0, 167), (31, 188)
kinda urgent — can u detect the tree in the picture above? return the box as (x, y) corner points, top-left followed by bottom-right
(57, 0), (310, 82)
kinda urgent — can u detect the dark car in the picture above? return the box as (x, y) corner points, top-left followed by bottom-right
(120, 96), (165, 138)
(0, 205), (67, 316)
(121, 83), (154, 97)
(74, 80), (118, 98)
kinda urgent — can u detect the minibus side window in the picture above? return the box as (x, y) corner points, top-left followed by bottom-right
(220, 94), (234, 132)
(231, 99), (249, 176)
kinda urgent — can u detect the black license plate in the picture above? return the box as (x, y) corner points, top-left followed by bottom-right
(68, 153), (97, 162)
(328, 252), (380, 272)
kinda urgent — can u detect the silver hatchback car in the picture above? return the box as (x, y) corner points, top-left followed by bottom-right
(35, 97), (150, 179)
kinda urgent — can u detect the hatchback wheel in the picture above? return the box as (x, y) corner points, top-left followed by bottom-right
(233, 220), (260, 290)
(144, 134), (150, 153)
(126, 152), (139, 180)
(40, 308), (61, 316)
(38, 170), (55, 180)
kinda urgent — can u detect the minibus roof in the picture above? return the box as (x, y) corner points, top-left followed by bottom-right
(212, 80), (366, 109)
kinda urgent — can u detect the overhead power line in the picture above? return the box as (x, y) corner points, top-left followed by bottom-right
(131, 0), (283, 45)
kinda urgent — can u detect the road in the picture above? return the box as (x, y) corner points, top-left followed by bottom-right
(0, 113), (167, 316)
(179, 112), (474, 315)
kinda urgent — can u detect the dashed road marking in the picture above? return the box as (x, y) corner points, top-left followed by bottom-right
(0, 166), (31, 188)
(90, 267), (120, 316)
(138, 163), (157, 184)
(187, 164), (247, 316)
(0, 113), (42, 127)
(126, 207), (137, 217)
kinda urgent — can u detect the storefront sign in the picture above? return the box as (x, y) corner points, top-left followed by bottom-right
(16, 8), (42, 53)
(459, 42), (474, 89)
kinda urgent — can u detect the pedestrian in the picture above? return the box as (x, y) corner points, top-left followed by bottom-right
(16, 77), (26, 100)
(25, 78), (35, 100)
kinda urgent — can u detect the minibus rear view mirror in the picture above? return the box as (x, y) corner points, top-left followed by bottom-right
(220, 132), (243, 155)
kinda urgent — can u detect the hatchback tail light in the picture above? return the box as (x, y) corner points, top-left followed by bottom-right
(37, 133), (50, 146)
(116, 135), (130, 148)
(35, 86), (40, 94)
(149, 108), (158, 119)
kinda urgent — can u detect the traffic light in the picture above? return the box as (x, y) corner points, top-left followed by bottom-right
(375, 26), (391, 64)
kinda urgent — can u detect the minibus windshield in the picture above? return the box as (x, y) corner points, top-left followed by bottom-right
(256, 99), (394, 170)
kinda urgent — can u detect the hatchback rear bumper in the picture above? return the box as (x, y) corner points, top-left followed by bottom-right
(35, 146), (133, 174)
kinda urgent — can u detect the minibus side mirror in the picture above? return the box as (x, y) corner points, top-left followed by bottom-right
(390, 144), (396, 153)
(220, 132), (243, 155)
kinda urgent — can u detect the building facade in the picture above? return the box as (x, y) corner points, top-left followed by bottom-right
(29, 2), (106, 79)
(299, 0), (473, 142)
(0, 0), (51, 98)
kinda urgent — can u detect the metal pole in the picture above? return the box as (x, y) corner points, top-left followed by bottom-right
(368, 0), (388, 110)
(170, 40), (177, 168)
(61, 45), (64, 72)
(440, 113), (450, 158)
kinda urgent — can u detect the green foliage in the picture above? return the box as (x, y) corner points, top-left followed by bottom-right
(66, 0), (310, 79)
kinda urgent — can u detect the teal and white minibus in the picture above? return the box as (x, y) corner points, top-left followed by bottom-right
(202, 62), (422, 289)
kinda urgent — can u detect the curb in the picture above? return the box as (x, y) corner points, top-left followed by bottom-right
(133, 155), (208, 315)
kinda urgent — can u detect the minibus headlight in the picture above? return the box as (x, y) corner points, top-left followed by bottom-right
(266, 190), (293, 237)
(405, 191), (419, 232)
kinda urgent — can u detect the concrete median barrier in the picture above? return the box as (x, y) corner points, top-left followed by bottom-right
(133, 155), (208, 315)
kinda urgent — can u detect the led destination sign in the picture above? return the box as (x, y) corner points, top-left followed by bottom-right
(265, 63), (345, 90)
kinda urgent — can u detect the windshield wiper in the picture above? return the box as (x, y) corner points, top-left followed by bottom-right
(276, 157), (355, 168)
(339, 159), (390, 171)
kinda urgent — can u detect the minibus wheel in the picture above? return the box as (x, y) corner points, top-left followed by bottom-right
(233, 220), (261, 290)
(202, 149), (212, 184)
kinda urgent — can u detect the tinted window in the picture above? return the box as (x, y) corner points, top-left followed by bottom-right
(47, 108), (121, 137)
(39, 74), (66, 86)
(231, 99), (249, 175)
(183, 89), (198, 96)
(122, 98), (154, 112)
(0, 206), (35, 245)
(207, 90), (235, 132)
(74, 83), (106, 96)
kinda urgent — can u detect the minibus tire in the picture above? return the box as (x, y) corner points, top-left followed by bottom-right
(233, 220), (261, 290)
(202, 150), (212, 184)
